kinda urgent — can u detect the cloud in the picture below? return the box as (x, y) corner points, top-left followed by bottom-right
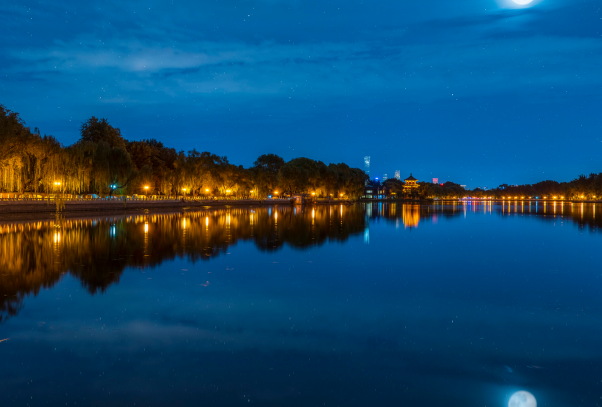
(6, 25), (601, 107)
(1, 0), (601, 115)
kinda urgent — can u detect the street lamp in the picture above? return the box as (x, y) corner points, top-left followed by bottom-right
(53, 181), (61, 196)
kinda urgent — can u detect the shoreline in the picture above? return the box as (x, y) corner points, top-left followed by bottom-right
(0, 199), (292, 214)
(0, 198), (354, 220)
(0, 197), (598, 219)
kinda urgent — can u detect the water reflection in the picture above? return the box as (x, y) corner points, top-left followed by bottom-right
(1, 202), (602, 406)
(2, 202), (601, 322)
(0, 206), (364, 321)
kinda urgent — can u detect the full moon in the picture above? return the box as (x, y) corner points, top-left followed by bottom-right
(509, 391), (537, 407)
(512, 0), (534, 4)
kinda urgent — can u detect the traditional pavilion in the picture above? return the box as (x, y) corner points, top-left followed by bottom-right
(403, 174), (419, 193)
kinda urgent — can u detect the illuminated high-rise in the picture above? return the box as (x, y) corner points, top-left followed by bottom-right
(383, 174), (388, 182)
(395, 170), (400, 180)
(364, 156), (370, 180)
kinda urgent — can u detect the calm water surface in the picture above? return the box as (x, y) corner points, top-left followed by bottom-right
(1, 202), (601, 406)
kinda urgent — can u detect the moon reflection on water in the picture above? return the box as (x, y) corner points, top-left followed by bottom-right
(508, 391), (537, 407)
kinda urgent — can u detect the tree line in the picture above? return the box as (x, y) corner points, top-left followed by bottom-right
(0, 105), (368, 198)
(379, 179), (468, 199)
(469, 176), (602, 200)
(381, 177), (602, 200)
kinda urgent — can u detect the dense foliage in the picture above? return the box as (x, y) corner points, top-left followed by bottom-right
(383, 176), (602, 200)
(381, 179), (467, 199)
(0, 105), (368, 198)
(468, 176), (602, 200)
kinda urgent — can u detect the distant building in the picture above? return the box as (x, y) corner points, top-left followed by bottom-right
(460, 185), (467, 189)
(362, 184), (388, 199)
(383, 174), (388, 182)
(433, 178), (438, 184)
(395, 170), (400, 180)
(364, 156), (370, 185)
(403, 174), (420, 193)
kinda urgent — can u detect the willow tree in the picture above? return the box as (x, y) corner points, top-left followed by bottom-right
(80, 117), (126, 149)
(251, 154), (284, 197)
(92, 141), (136, 196)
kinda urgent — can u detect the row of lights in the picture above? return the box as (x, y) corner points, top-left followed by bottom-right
(48, 185), (341, 199)
(462, 196), (595, 200)
(54, 183), (346, 198)
(500, 195), (594, 199)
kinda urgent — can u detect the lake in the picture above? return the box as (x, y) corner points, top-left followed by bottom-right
(1, 201), (600, 406)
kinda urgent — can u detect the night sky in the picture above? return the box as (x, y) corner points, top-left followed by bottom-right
(1, 0), (601, 188)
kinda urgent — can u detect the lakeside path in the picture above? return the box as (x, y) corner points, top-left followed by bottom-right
(0, 198), (355, 222)
(0, 197), (368, 216)
(0, 199), (294, 215)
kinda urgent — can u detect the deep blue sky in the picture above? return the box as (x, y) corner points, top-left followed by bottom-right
(1, 0), (601, 188)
